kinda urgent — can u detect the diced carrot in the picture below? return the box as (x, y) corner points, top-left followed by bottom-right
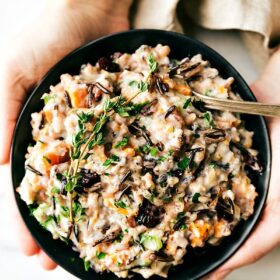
(38, 142), (47, 150)
(43, 150), (69, 170)
(69, 88), (88, 108)
(191, 237), (203, 247)
(44, 110), (52, 123)
(48, 151), (69, 165)
(33, 185), (44, 192)
(189, 220), (211, 247)
(174, 83), (191, 96)
(111, 255), (117, 264)
(116, 208), (128, 215)
(124, 148), (135, 157)
(162, 77), (175, 89)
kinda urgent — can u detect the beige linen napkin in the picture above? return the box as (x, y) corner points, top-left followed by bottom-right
(132, 0), (280, 69)
(133, 0), (182, 32)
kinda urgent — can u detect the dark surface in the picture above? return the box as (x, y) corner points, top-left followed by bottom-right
(11, 29), (271, 280)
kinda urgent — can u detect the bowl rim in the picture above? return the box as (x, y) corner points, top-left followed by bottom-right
(10, 28), (271, 279)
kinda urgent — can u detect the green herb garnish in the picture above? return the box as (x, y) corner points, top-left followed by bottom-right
(178, 156), (190, 170)
(42, 94), (55, 105)
(60, 205), (70, 217)
(78, 111), (94, 123)
(63, 173), (82, 193)
(157, 156), (167, 162)
(70, 111), (97, 161)
(183, 98), (192, 109)
(150, 147), (158, 156)
(114, 200), (127, 209)
(176, 211), (186, 221)
(28, 203), (38, 216)
(114, 137), (129, 148)
(103, 155), (120, 167)
(192, 193), (201, 203)
(56, 215), (61, 224)
(51, 186), (60, 194)
(128, 80), (138, 87)
(109, 96), (148, 117)
(60, 237), (69, 245)
(147, 53), (158, 73)
(41, 215), (55, 229)
(180, 224), (187, 230)
(83, 258), (91, 271)
(203, 111), (215, 128)
(116, 233), (124, 242)
(168, 150), (174, 156)
(137, 80), (149, 92)
(72, 201), (85, 220)
(96, 252), (106, 260)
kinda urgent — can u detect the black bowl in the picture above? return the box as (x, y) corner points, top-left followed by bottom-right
(11, 29), (271, 280)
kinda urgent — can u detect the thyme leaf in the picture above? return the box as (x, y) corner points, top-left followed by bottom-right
(183, 98), (192, 109)
(203, 111), (215, 128)
(96, 252), (106, 260)
(192, 193), (201, 203)
(83, 258), (91, 271)
(114, 136), (129, 148)
(42, 94), (55, 105)
(178, 157), (190, 170)
(137, 80), (149, 92)
(114, 200), (127, 209)
(128, 80), (138, 87)
(147, 54), (158, 73)
(103, 155), (120, 167)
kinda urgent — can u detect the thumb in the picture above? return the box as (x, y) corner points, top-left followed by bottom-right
(208, 203), (280, 279)
(0, 59), (32, 164)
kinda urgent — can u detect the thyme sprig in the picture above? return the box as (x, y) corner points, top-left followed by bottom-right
(125, 53), (157, 103)
(65, 55), (158, 225)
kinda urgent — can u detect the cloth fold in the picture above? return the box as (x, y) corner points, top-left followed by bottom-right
(132, 0), (280, 69)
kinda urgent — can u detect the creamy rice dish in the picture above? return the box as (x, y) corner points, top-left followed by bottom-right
(18, 44), (262, 278)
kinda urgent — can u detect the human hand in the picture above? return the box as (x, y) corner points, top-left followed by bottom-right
(209, 49), (280, 279)
(0, 0), (131, 270)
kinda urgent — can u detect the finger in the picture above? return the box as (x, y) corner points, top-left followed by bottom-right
(250, 48), (280, 104)
(16, 218), (40, 256)
(0, 61), (28, 164)
(37, 250), (57, 270)
(8, 181), (40, 256)
(209, 205), (280, 279)
(0, 117), (17, 164)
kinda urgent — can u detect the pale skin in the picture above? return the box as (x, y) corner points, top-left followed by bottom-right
(0, 0), (279, 277)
